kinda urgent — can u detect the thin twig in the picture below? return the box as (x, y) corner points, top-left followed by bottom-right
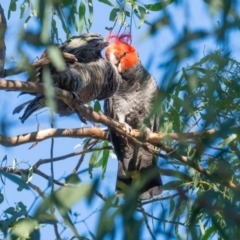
(141, 189), (189, 206)
(139, 204), (157, 240)
(28, 182), (46, 200)
(34, 169), (67, 187)
(94, 190), (107, 202)
(50, 120), (55, 192)
(33, 146), (113, 169)
(0, 167), (67, 187)
(72, 139), (98, 174)
(136, 208), (186, 226)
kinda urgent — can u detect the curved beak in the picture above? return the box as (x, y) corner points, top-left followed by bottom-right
(104, 38), (109, 47)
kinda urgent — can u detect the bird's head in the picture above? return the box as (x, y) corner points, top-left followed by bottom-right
(105, 33), (138, 72)
(60, 33), (109, 61)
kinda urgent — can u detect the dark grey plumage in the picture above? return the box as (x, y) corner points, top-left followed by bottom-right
(104, 38), (163, 199)
(14, 33), (122, 123)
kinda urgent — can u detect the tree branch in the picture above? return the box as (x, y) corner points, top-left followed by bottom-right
(0, 4), (7, 78)
(1, 125), (237, 148)
(136, 208), (186, 226)
(0, 166), (67, 187)
(0, 127), (109, 147)
(33, 146), (113, 169)
(1, 79), (240, 192)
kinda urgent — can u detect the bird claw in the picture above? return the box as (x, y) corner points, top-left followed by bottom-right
(76, 111), (87, 124)
(71, 91), (79, 101)
(84, 104), (93, 113)
(121, 122), (132, 135)
(141, 127), (152, 141)
(77, 104), (93, 124)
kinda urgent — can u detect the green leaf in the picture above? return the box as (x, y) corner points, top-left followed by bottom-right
(38, 213), (58, 224)
(94, 101), (101, 112)
(20, 4), (26, 19)
(0, 170), (30, 190)
(65, 174), (81, 185)
(86, 0), (93, 30)
(98, 0), (114, 7)
(78, 1), (86, 34)
(118, 11), (126, 26)
(192, 54), (210, 67)
(109, 7), (120, 22)
(24, 15), (32, 29)
(17, 201), (27, 212)
(199, 219), (205, 235)
(27, 166), (33, 183)
(218, 134), (237, 147)
(42, 67), (56, 114)
(0, 155), (7, 185)
(163, 180), (183, 190)
(89, 150), (101, 178)
(5, 207), (16, 215)
(71, 10), (78, 32)
(191, 66), (208, 74)
(101, 142), (109, 179)
(168, 198), (175, 219)
(62, 0), (73, 7)
(144, 0), (175, 11)
(8, 0), (17, 19)
(201, 226), (216, 240)
(55, 7), (71, 38)
(47, 45), (66, 71)
(51, 18), (57, 29)
(168, 103), (180, 132)
(138, 6), (146, 29)
(0, 192), (4, 204)
(55, 184), (92, 210)
(1, 154), (7, 163)
(17, 174), (28, 192)
(12, 219), (37, 238)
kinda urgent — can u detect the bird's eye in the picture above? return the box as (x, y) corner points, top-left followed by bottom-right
(119, 51), (127, 60)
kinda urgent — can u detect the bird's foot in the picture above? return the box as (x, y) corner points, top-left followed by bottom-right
(119, 122), (132, 149)
(77, 104), (94, 124)
(76, 112), (87, 124)
(141, 127), (152, 141)
(84, 104), (93, 113)
(71, 91), (80, 101)
(120, 122), (132, 135)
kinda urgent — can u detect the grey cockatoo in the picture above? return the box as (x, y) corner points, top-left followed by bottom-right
(104, 34), (163, 199)
(14, 33), (122, 123)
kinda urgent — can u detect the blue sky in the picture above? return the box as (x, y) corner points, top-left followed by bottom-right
(1, 0), (240, 239)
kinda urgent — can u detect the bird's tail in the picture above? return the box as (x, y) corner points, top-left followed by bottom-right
(13, 100), (32, 115)
(114, 144), (163, 200)
(16, 95), (45, 123)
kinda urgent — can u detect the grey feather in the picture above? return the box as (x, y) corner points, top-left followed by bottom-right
(104, 60), (163, 200)
(14, 33), (121, 123)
